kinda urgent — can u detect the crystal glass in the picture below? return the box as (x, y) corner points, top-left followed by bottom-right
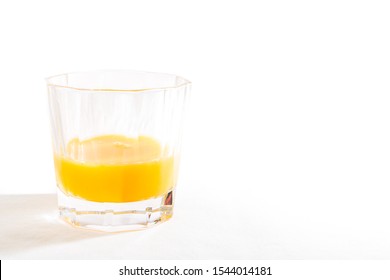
(46, 70), (190, 232)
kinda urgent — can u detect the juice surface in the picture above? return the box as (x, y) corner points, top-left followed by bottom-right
(54, 135), (175, 202)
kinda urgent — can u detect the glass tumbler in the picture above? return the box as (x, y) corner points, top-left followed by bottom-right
(46, 70), (190, 232)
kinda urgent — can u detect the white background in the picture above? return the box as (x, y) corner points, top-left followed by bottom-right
(1, 0), (390, 259)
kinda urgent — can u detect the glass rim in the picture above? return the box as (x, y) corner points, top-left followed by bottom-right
(46, 69), (191, 93)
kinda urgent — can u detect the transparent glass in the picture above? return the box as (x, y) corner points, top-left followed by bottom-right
(46, 70), (190, 232)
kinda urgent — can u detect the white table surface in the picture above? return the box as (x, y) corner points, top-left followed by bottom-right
(2, 155), (390, 260)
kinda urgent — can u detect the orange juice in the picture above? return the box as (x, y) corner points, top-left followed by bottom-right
(54, 135), (175, 203)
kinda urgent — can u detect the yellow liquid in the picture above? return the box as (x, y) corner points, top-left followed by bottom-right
(54, 135), (176, 203)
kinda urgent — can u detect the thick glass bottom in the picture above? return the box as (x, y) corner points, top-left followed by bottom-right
(57, 189), (174, 232)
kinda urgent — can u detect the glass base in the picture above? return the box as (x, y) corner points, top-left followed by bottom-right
(57, 189), (174, 232)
